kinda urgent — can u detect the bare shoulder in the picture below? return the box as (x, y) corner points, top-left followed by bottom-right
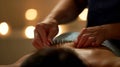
(75, 47), (116, 56)
(74, 47), (119, 67)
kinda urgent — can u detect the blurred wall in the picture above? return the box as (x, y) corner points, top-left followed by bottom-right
(0, 0), (86, 64)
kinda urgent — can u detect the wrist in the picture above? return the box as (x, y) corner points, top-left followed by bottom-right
(101, 23), (120, 40)
(41, 17), (59, 25)
(100, 25), (111, 40)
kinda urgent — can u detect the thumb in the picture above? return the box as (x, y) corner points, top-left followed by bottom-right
(48, 28), (58, 42)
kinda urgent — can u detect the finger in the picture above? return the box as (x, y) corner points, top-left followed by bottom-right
(32, 35), (43, 49)
(75, 28), (87, 46)
(34, 29), (50, 49)
(91, 42), (98, 47)
(95, 39), (101, 47)
(32, 40), (42, 49)
(77, 34), (89, 48)
(74, 40), (78, 48)
(34, 30), (44, 46)
(91, 41), (100, 47)
(48, 27), (58, 43)
(36, 25), (48, 46)
(83, 37), (95, 47)
(78, 28), (87, 38)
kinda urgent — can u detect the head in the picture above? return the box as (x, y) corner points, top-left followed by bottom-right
(21, 32), (87, 67)
(20, 47), (87, 67)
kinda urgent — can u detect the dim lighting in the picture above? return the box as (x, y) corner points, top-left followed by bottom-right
(79, 8), (88, 21)
(0, 22), (9, 35)
(25, 26), (35, 39)
(25, 9), (38, 21)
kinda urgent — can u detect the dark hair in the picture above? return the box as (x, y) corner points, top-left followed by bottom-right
(21, 47), (87, 67)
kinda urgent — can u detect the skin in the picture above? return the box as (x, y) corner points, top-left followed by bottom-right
(33, 0), (120, 49)
(58, 42), (120, 67)
(1, 0), (120, 66)
(32, 0), (87, 49)
(75, 26), (106, 48)
(75, 23), (120, 48)
(0, 42), (120, 67)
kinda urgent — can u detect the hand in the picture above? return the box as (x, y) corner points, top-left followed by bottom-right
(32, 19), (59, 49)
(75, 26), (107, 48)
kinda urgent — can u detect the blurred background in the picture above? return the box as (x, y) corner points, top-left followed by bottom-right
(0, 0), (87, 64)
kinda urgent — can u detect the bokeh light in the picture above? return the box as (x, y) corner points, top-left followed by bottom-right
(25, 26), (35, 39)
(25, 9), (38, 21)
(56, 25), (63, 36)
(0, 22), (9, 35)
(79, 8), (88, 21)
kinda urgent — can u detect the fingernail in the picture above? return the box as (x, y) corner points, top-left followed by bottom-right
(47, 42), (50, 46)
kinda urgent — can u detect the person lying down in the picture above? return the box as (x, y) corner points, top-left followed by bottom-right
(0, 32), (120, 67)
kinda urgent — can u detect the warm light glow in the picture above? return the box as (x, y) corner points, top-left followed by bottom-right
(0, 22), (9, 35)
(25, 26), (35, 39)
(79, 8), (88, 21)
(56, 25), (63, 36)
(25, 9), (38, 21)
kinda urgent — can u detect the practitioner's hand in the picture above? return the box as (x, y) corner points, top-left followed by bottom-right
(75, 26), (107, 48)
(32, 19), (59, 49)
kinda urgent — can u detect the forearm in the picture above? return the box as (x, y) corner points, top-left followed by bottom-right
(45, 0), (87, 24)
(102, 23), (120, 40)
